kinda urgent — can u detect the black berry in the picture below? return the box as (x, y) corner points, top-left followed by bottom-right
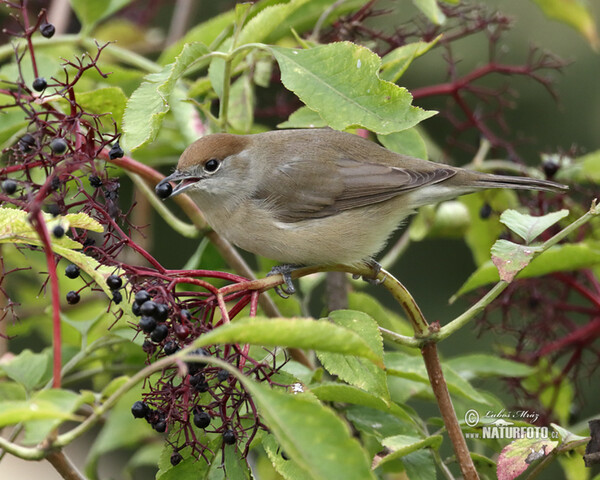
(223, 430), (236, 445)
(134, 290), (151, 305)
(189, 373), (205, 387)
(150, 324), (169, 343)
(32, 77), (46, 92)
(18, 133), (35, 152)
(109, 142), (124, 159)
(217, 369), (229, 382)
(40, 22), (55, 38)
(170, 452), (183, 466)
(112, 290), (123, 304)
(155, 303), (169, 321)
(543, 158), (560, 178)
(163, 341), (179, 355)
(65, 264), (80, 279)
(50, 138), (67, 154)
(131, 401), (148, 419)
(186, 348), (209, 375)
(139, 316), (157, 333)
(155, 181), (172, 199)
(106, 274), (122, 290)
(193, 410), (211, 429)
(53, 225), (65, 238)
(194, 381), (209, 393)
(140, 300), (157, 317)
(154, 420), (167, 433)
(142, 340), (156, 354)
(132, 302), (142, 317)
(479, 203), (492, 220)
(66, 290), (80, 304)
(88, 175), (102, 188)
(2, 179), (17, 195)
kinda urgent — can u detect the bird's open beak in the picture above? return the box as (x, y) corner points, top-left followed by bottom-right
(156, 170), (202, 198)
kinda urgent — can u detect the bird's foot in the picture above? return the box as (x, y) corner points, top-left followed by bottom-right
(352, 259), (385, 286)
(267, 264), (302, 298)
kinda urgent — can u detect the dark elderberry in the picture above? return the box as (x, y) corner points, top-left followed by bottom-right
(50, 138), (67, 154)
(112, 290), (123, 304)
(193, 410), (211, 429)
(66, 290), (80, 305)
(154, 420), (167, 433)
(32, 77), (46, 92)
(18, 133), (35, 152)
(155, 303), (169, 321)
(53, 225), (65, 238)
(139, 316), (157, 333)
(479, 203), (492, 219)
(134, 290), (151, 305)
(186, 348), (209, 375)
(170, 452), (183, 466)
(543, 158), (560, 178)
(106, 274), (122, 290)
(65, 264), (80, 279)
(194, 381), (210, 393)
(88, 175), (103, 188)
(150, 324), (169, 343)
(189, 373), (205, 387)
(47, 204), (60, 216)
(217, 369), (229, 382)
(132, 302), (142, 316)
(223, 429), (236, 445)
(40, 22), (55, 38)
(2, 179), (17, 195)
(155, 181), (173, 199)
(142, 340), (156, 354)
(108, 142), (124, 159)
(140, 300), (157, 317)
(131, 400), (149, 419)
(163, 341), (179, 355)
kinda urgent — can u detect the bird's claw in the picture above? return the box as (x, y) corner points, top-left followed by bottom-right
(267, 264), (300, 298)
(353, 259), (385, 285)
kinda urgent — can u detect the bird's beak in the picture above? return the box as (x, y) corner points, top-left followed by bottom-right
(156, 170), (201, 198)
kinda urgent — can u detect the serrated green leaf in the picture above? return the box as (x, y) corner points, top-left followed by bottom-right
(0, 382), (27, 401)
(454, 242), (600, 297)
(399, 449), (437, 480)
(71, 0), (134, 33)
(270, 42), (435, 135)
(0, 108), (28, 150)
(551, 423), (588, 445)
(240, 380), (376, 480)
(491, 240), (542, 282)
(122, 42), (210, 150)
(278, 106), (327, 129)
(412, 0), (446, 25)
(0, 397), (74, 427)
(71, 87), (127, 127)
(0, 349), (49, 391)
(500, 209), (569, 244)
(375, 434), (442, 469)
(378, 128), (428, 160)
(317, 310), (390, 402)
(263, 433), (313, 480)
(385, 352), (490, 404)
(224, 445), (252, 480)
(380, 36), (441, 83)
(531, 0), (599, 50)
(445, 354), (535, 380)
(193, 317), (383, 366)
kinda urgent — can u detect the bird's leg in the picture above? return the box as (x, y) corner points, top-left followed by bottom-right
(352, 259), (385, 285)
(267, 264), (302, 298)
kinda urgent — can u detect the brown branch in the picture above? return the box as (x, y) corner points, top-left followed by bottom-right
(45, 449), (85, 480)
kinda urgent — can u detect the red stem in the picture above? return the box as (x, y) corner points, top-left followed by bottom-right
(31, 209), (61, 388)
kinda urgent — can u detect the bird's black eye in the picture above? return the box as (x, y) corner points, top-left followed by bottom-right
(204, 158), (220, 173)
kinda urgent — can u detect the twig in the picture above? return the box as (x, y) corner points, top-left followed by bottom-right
(45, 449), (86, 480)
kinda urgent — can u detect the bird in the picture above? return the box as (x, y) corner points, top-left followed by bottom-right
(156, 128), (567, 292)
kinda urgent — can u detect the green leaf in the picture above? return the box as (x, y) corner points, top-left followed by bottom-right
(499, 209), (569, 244)
(491, 240), (543, 282)
(557, 149), (600, 183)
(23, 389), (86, 445)
(278, 106), (327, 129)
(0, 108), (28, 150)
(374, 434), (442, 469)
(240, 381), (376, 480)
(385, 352), (490, 404)
(72, 87), (128, 128)
(497, 436), (558, 480)
(71, 0), (134, 33)
(398, 449), (437, 480)
(454, 242), (600, 297)
(228, 73), (255, 133)
(345, 405), (415, 439)
(122, 42), (210, 150)
(316, 310), (390, 402)
(0, 382), (27, 401)
(224, 445), (252, 480)
(531, 0), (599, 50)
(0, 349), (49, 391)
(551, 423), (588, 446)
(193, 316), (383, 366)
(0, 397), (74, 427)
(412, 0), (446, 25)
(347, 291), (413, 338)
(445, 354), (535, 380)
(263, 433), (313, 480)
(270, 42), (435, 135)
(377, 128), (428, 160)
(380, 36), (441, 83)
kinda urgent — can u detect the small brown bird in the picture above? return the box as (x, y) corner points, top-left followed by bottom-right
(157, 129), (566, 287)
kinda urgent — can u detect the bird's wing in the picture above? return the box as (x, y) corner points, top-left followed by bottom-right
(253, 156), (456, 222)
